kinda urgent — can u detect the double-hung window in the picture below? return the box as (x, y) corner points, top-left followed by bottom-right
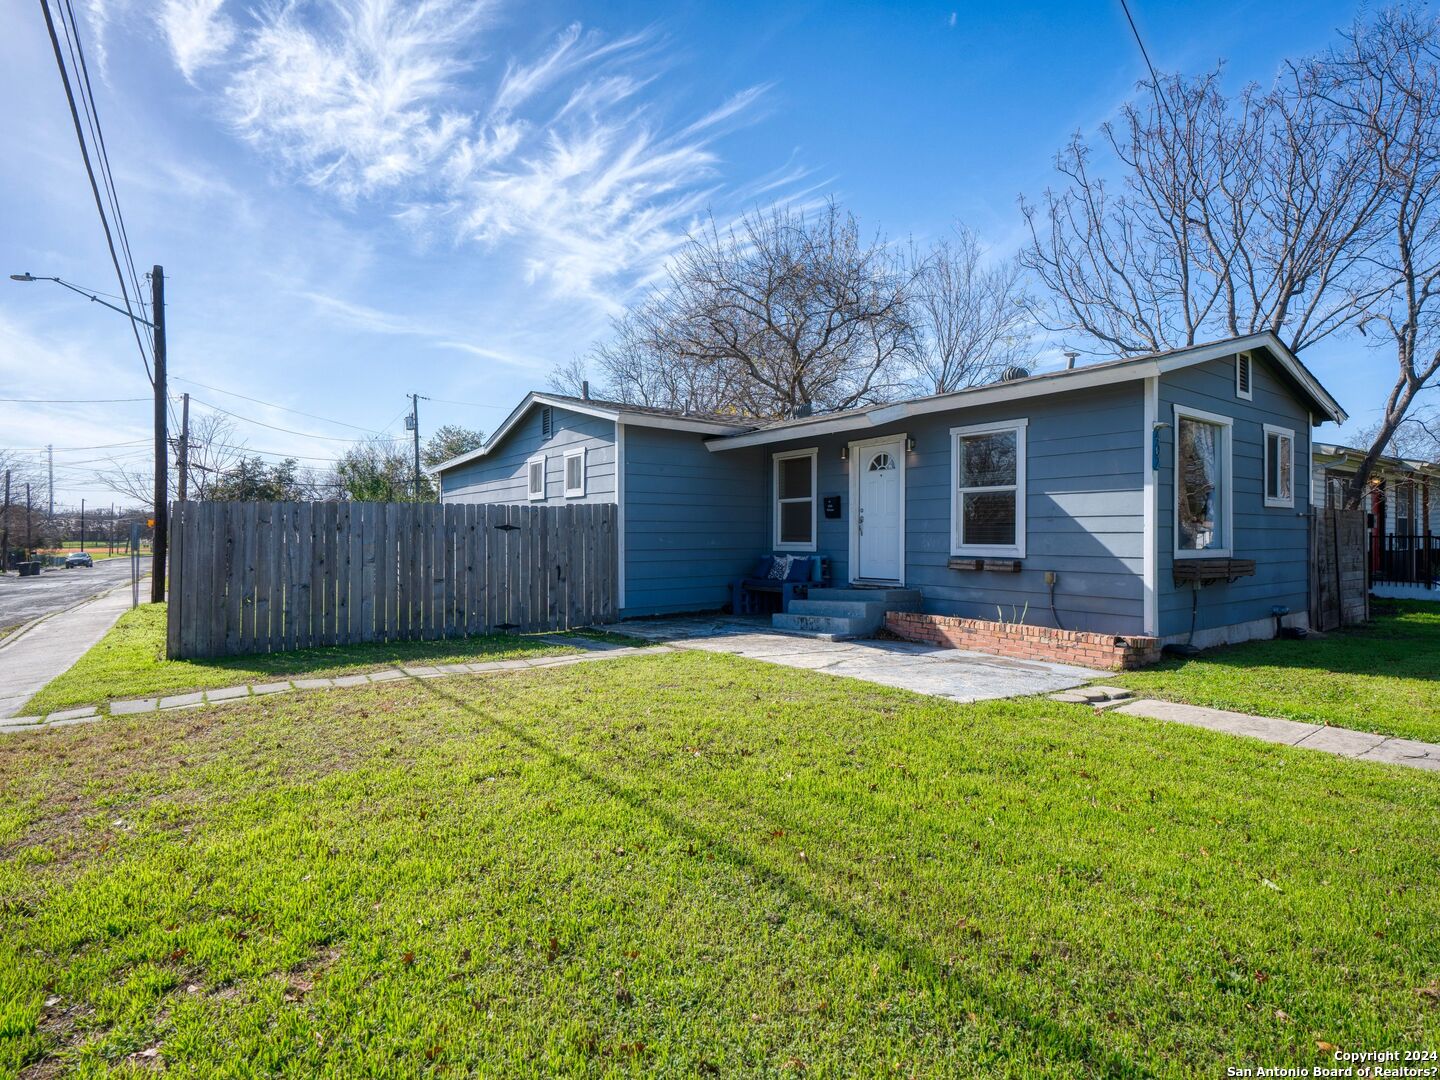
(951, 419), (1027, 557)
(526, 455), (546, 501)
(774, 448), (817, 551)
(1263, 424), (1295, 508)
(1175, 407), (1232, 556)
(563, 447), (586, 498)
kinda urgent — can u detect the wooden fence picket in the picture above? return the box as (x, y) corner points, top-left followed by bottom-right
(165, 500), (617, 658)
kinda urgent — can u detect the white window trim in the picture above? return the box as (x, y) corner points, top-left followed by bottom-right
(526, 454), (546, 501)
(563, 446), (587, 498)
(950, 418), (1028, 558)
(1262, 423), (1295, 509)
(1235, 352), (1253, 401)
(1173, 405), (1233, 559)
(773, 447), (818, 552)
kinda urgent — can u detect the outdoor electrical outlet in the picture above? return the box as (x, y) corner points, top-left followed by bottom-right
(1044, 571), (1057, 585)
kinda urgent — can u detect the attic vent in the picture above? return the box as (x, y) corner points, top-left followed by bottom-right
(1236, 352), (1253, 400)
(541, 406), (553, 439)
(1000, 365), (1031, 382)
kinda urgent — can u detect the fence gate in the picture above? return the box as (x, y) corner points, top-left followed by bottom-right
(1311, 507), (1368, 632)
(166, 501), (617, 660)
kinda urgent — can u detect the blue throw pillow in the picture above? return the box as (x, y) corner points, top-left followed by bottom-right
(751, 556), (774, 579)
(785, 556), (812, 582)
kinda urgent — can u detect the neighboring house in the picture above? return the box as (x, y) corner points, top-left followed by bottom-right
(435, 331), (1346, 647)
(1312, 442), (1439, 592)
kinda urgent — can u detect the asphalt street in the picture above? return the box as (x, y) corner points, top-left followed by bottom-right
(0, 557), (151, 630)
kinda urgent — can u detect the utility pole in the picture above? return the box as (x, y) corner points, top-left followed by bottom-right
(408, 392), (423, 501)
(80, 498), (86, 552)
(47, 444), (53, 517)
(25, 483), (32, 554)
(1, 469), (9, 572)
(150, 264), (168, 603)
(177, 391), (190, 503)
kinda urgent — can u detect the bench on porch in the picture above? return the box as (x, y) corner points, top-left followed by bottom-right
(731, 555), (832, 615)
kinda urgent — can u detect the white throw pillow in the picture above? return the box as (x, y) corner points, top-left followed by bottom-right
(768, 555), (793, 580)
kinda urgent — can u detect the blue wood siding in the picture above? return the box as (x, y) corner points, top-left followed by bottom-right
(754, 384), (1149, 635)
(438, 406), (616, 506)
(1157, 350), (1313, 636)
(622, 425), (767, 617)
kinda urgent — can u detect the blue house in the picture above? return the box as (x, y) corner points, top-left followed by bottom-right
(434, 331), (1346, 649)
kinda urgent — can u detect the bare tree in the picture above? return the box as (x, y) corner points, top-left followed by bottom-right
(1321, 6), (1440, 505)
(1021, 65), (1384, 356)
(907, 226), (1032, 393)
(575, 202), (917, 418)
(94, 411), (245, 506)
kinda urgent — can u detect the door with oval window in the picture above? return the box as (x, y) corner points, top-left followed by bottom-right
(854, 437), (905, 582)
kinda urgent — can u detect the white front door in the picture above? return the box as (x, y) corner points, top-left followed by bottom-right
(853, 437), (905, 582)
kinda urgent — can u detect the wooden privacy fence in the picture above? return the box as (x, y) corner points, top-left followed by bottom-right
(1311, 507), (1368, 632)
(166, 501), (617, 660)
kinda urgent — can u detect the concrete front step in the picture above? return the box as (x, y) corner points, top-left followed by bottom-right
(787, 598), (893, 620)
(771, 612), (868, 638)
(805, 587), (922, 606)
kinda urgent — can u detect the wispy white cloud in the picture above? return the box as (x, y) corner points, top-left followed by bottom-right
(160, 0), (236, 81)
(300, 290), (548, 371)
(152, 0), (776, 302)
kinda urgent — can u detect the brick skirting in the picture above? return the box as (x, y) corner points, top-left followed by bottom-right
(884, 611), (1162, 671)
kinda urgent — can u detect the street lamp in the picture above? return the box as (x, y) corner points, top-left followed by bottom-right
(9, 266), (169, 603)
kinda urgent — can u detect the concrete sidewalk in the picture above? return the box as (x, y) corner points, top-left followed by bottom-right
(1113, 699), (1440, 772)
(0, 587), (141, 718)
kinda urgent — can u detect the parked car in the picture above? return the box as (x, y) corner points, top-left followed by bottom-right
(65, 551), (94, 568)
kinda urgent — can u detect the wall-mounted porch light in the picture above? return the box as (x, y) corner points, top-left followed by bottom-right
(905, 436), (916, 452)
(840, 445), (849, 462)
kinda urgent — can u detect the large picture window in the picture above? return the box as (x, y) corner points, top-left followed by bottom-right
(1175, 408), (1232, 556)
(1263, 424), (1294, 508)
(951, 419), (1027, 557)
(774, 448), (817, 551)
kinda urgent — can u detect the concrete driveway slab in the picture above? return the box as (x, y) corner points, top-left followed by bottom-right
(597, 615), (1107, 703)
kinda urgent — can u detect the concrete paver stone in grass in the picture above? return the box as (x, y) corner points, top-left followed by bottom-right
(292, 678), (335, 690)
(47, 706), (97, 721)
(110, 699), (157, 716)
(251, 682), (293, 695)
(158, 692), (206, 710)
(205, 686), (250, 702)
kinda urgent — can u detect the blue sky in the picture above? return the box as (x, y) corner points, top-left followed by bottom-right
(0, 0), (1374, 507)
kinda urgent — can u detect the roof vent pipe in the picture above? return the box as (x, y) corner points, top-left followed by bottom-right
(581, 380), (590, 400)
(1000, 365), (1031, 382)
(1063, 351), (1080, 370)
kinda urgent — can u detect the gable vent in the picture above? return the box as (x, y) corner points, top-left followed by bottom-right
(1236, 352), (1253, 400)
(541, 406), (554, 439)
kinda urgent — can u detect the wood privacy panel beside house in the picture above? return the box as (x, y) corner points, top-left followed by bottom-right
(166, 501), (618, 660)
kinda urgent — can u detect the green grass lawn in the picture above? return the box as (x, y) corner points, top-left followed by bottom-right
(2, 651), (1437, 1076)
(22, 603), (588, 715)
(1115, 598), (1440, 745)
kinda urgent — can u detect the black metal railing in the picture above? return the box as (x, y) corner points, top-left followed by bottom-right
(1374, 534), (1440, 587)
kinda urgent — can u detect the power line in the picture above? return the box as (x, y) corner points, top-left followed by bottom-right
(171, 376), (396, 435)
(426, 396), (508, 411)
(38, 0), (152, 384)
(0, 395), (150, 403)
(187, 396), (403, 443)
(1117, 0), (1162, 92)
(5, 439), (149, 452)
(58, 0), (153, 354)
